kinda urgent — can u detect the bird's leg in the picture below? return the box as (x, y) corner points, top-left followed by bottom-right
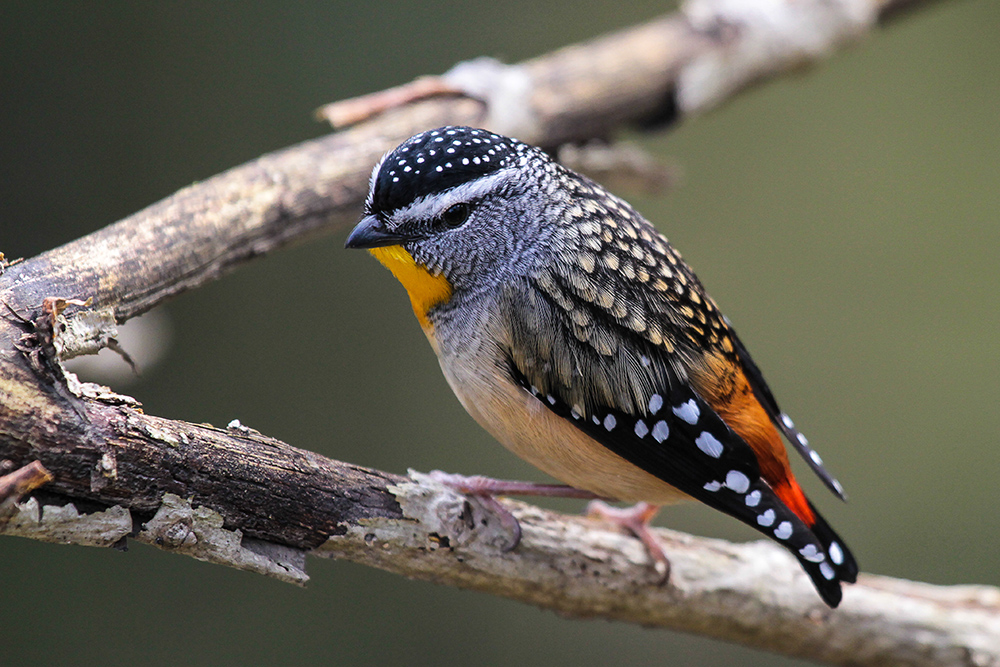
(427, 471), (600, 551)
(428, 471), (601, 498)
(586, 500), (670, 582)
(427, 472), (671, 581)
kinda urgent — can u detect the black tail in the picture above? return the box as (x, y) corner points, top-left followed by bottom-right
(807, 501), (858, 583)
(794, 502), (858, 607)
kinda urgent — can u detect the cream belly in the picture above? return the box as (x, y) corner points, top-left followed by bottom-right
(440, 356), (690, 506)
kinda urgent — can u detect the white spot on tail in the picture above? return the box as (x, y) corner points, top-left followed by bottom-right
(799, 544), (825, 563)
(672, 399), (700, 425)
(695, 431), (723, 458)
(774, 521), (793, 540)
(725, 470), (749, 494)
(829, 541), (844, 566)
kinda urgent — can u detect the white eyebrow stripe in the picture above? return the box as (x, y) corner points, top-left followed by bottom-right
(365, 152), (390, 212)
(389, 169), (511, 223)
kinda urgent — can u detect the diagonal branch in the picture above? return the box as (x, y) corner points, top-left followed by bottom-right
(1, 0), (941, 324)
(1, 415), (996, 665)
(3, 1), (993, 665)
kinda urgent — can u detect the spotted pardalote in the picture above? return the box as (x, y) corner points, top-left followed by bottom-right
(346, 126), (858, 607)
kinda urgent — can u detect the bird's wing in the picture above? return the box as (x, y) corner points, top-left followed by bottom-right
(494, 191), (856, 604)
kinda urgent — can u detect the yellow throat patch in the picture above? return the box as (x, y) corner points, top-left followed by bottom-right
(369, 245), (452, 331)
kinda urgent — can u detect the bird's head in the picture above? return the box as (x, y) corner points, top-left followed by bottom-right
(346, 127), (567, 324)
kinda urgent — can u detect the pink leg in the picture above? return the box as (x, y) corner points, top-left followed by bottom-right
(428, 471), (601, 499)
(586, 500), (670, 582)
(427, 472), (670, 581)
(428, 471), (600, 551)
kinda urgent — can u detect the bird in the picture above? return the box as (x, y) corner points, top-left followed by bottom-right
(345, 126), (858, 607)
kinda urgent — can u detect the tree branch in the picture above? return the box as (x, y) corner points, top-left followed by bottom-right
(3, 1), (993, 665)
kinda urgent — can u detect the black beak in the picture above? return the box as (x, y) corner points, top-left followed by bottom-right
(345, 215), (407, 249)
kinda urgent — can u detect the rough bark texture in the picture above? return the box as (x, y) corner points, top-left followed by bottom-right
(0, 398), (405, 549)
(4, 0), (995, 665)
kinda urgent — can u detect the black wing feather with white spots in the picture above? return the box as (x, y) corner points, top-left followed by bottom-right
(508, 352), (852, 607)
(499, 173), (855, 605)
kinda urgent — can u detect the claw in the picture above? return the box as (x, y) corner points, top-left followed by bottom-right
(474, 494), (522, 551)
(427, 471), (600, 552)
(586, 500), (670, 583)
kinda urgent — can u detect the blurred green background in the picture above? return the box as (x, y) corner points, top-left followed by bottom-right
(2, 1), (998, 665)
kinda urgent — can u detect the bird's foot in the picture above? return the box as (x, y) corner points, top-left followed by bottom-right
(427, 470), (599, 551)
(586, 500), (670, 582)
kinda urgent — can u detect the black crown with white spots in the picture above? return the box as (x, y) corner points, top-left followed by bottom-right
(368, 127), (525, 216)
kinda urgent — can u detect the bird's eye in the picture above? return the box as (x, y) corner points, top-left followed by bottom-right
(440, 203), (472, 228)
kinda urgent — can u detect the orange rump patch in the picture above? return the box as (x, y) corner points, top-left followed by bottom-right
(689, 351), (815, 525)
